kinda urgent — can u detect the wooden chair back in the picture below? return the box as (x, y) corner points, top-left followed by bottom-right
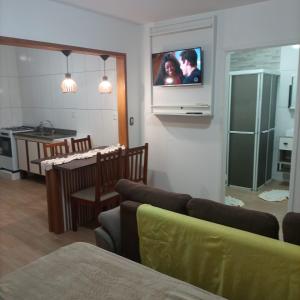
(124, 143), (148, 184)
(95, 148), (122, 201)
(43, 139), (69, 158)
(71, 135), (92, 153)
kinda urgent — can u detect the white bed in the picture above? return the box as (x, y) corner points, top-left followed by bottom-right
(0, 242), (225, 300)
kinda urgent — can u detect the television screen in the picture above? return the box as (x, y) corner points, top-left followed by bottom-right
(152, 47), (203, 86)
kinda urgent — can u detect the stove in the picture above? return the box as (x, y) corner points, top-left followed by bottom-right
(0, 126), (34, 174)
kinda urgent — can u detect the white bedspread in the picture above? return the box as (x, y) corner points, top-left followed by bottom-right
(0, 242), (225, 300)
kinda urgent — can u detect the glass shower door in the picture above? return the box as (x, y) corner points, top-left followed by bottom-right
(228, 73), (259, 188)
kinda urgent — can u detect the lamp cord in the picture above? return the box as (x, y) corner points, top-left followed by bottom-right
(66, 56), (69, 74)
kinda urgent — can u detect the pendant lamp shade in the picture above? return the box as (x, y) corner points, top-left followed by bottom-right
(99, 55), (112, 94)
(61, 50), (78, 93)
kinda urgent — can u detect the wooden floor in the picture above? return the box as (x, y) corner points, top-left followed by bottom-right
(0, 177), (95, 278)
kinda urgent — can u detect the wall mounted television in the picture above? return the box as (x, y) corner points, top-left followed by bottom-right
(152, 47), (203, 86)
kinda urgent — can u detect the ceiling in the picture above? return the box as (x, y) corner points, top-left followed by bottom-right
(51, 0), (268, 24)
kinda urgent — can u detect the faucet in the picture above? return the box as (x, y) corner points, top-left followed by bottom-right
(37, 120), (55, 135)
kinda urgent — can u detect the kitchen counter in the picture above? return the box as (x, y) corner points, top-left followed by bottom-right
(14, 128), (77, 177)
(14, 128), (77, 141)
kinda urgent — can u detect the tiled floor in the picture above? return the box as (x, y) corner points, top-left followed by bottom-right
(226, 180), (289, 239)
(0, 176), (95, 277)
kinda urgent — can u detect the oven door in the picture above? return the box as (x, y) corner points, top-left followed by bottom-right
(0, 135), (12, 157)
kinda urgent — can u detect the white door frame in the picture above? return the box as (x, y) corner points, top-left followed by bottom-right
(222, 42), (300, 212)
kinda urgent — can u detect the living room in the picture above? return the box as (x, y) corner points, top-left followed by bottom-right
(0, 0), (300, 299)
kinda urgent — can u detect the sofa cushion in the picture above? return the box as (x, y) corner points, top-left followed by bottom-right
(98, 206), (121, 253)
(115, 179), (191, 214)
(187, 198), (279, 239)
(282, 212), (300, 245)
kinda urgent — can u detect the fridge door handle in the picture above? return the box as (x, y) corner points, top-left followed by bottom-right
(288, 76), (294, 108)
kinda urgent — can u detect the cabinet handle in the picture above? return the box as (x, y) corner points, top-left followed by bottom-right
(288, 77), (294, 108)
(283, 142), (288, 146)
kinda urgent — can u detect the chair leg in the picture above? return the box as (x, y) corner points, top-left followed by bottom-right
(71, 198), (78, 232)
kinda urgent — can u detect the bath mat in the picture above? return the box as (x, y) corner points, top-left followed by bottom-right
(258, 190), (289, 202)
(225, 196), (245, 207)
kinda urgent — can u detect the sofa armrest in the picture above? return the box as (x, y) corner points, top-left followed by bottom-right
(94, 227), (115, 252)
(120, 201), (142, 262)
(96, 206), (121, 254)
(283, 212), (300, 245)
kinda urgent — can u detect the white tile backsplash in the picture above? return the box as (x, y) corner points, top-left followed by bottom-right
(86, 71), (103, 109)
(69, 53), (86, 73)
(0, 77), (10, 108)
(0, 108), (13, 127)
(85, 55), (102, 72)
(8, 78), (22, 107)
(100, 110), (119, 145)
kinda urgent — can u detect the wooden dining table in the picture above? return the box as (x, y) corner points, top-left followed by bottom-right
(33, 149), (104, 234)
(33, 143), (148, 234)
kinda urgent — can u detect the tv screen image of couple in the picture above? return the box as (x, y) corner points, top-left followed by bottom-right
(152, 47), (203, 86)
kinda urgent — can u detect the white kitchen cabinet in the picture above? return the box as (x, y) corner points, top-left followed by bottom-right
(16, 139), (28, 171)
(16, 138), (46, 175)
(28, 141), (40, 174)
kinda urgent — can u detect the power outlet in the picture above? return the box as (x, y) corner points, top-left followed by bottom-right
(129, 117), (134, 126)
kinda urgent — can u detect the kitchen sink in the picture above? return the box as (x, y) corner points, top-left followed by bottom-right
(14, 127), (77, 140)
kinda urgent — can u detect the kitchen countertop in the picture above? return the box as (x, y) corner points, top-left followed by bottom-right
(14, 128), (77, 141)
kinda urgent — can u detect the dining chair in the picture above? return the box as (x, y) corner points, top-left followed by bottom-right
(43, 139), (69, 158)
(124, 143), (148, 184)
(71, 148), (122, 231)
(71, 135), (92, 153)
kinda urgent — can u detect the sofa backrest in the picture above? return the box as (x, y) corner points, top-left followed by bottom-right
(187, 198), (279, 239)
(137, 204), (300, 300)
(115, 179), (191, 213)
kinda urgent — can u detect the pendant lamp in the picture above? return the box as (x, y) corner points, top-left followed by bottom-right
(61, 50), (78, 93)
(98, 55), (112, 94)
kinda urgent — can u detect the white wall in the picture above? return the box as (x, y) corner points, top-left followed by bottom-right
(143, 0), (300, 208)
(0, 0), (143, 146)
(15, 47), (118, 146)
(272, 46), (299, 181)
(0, 46), (22, 128)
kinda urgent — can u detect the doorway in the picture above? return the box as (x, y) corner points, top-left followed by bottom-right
(225, 45), (300, 225)
(0, 36), (129, 147)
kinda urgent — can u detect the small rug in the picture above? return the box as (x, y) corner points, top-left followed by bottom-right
(225, 196), (245, 207)
(258, 190), (289, 202)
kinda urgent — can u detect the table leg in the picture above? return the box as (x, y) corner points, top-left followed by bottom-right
(45, 169), (64, 234)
